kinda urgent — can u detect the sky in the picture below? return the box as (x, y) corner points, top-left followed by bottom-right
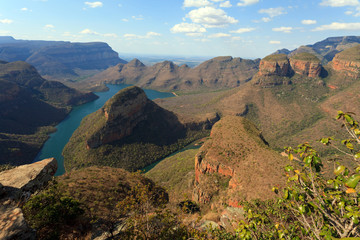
(1, 0), (360, 59)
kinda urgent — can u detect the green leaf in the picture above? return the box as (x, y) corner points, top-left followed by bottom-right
(345, 174), (360, 189)
(355, 152), (360, 159)
(334, 165), (346, 175)
(346, 142), (354, 150)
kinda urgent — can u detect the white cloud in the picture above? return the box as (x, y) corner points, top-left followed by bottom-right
(44, 24), (55, 29)
(237, 0), (259, 7)
(183, 0), (212, 7)
(211, 0), (225, 2)
(124, 32), (162, 39)
(345, 10), (354, 14)
(258, 7), (286, 18)
(21, 7), (31, 12)
(230, 27), (255, 33)
(84, 1), (103, 8)
(208, 33), (231, 38)
(272, 26), (293, 33)
(80, 29), (117, 37)
(132, 15), (144, 20)
(261, 17), (271, 22)
(313, 22), (360, 31)
(171, 22), (207, 33)
(187, 6), (238, 28)
(302, 19), (317, 25)
(269, 40), (281, 44)
(0, 19), (13, 24)
(320, 0), (359, 7)
(220, 1), (232, 7)
(122, 18), (129, 22)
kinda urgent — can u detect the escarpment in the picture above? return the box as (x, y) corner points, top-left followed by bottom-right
(329, 44), (360, 78)
(254, 53), (323, 86)
(193, 116), (285, 207)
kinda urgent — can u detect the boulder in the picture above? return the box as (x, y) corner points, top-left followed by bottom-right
(0, 158), (57, 194)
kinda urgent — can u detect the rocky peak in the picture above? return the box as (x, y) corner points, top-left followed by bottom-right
(86, 86), (149, 148)
(329, 44), (360, 78)
(127, 58), (146, 68)
(289, 53), (323, 78)
(258, 54), (292, 77)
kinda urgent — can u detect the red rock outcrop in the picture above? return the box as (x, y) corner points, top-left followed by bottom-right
(193, 116), (285, 207)
(289, 53), (322, 78)
(329, 45), (360, 78)
(254, 53), (323, 86)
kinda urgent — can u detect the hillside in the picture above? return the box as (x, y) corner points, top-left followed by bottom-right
(78, 56), (260, 91)
(63, 86), (211, 172)
(0, 61), (98, 165)
(0, 36), (126, 82)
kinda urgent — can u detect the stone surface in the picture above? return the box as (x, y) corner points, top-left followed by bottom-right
(0, 158), (57, 193)
(0, 158), (58, 240)
(289, 59), (322, 78)
(220, 207), (245, 230)
(0, 204), (35, 240)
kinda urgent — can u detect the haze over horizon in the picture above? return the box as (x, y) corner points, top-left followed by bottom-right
(1, 0), (360, 58)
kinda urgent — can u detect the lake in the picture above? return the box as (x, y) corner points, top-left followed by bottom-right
(33, 84), (174, 176)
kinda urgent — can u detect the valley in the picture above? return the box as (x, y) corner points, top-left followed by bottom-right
(1, 35), (360, 239)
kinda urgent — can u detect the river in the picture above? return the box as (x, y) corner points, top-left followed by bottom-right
(33, 84), (174, 176)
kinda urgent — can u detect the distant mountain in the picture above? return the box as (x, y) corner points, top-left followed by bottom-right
(81, 56), (260, 91)
(0, 60), (98, 165)
(0, 36), (127, 81)
(274, 36), (360, 64)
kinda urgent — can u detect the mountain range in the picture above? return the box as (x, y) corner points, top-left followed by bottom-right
(0, 36), (126, 82)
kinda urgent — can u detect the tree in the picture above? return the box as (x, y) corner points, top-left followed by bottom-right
(280, 111), (360, 239)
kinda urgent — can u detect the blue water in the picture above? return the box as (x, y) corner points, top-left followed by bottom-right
(34, 84), (174, 176)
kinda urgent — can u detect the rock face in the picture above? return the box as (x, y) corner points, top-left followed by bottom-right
(0, 158), (58, 240)
(63, 86), (202, 172)
(84, 56), (260, 91)
(0, 37), (126, 80)
(193, 116), (284, 207)
(329, 44), (360, 78)
(0, 61), (97, 165)
(254, 53), (322, 86)
(289, 53), (322, 78)
(0, 158), (57, 193)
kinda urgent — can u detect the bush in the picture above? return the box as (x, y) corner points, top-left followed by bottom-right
(22, 181), (85, 239)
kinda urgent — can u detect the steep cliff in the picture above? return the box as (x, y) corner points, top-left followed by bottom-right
(253, 54), (293, 86)
(0, 37), (126, 81)
(329, 44), (360, 78)
(63, 86), (209, 172)
(289, 53), (323, 78)
(83, 56), (260, 91)
(193, 116), (284, 207)
(254, 53), (323, 87)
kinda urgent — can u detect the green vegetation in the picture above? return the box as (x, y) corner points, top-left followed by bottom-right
(336, 44), (360, 61)
(262, 54), (288, 62)
(22, 181), (86, 239)
(291, 52), (321, 62)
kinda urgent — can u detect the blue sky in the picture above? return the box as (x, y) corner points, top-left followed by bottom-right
(1, 0), (360, 58)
